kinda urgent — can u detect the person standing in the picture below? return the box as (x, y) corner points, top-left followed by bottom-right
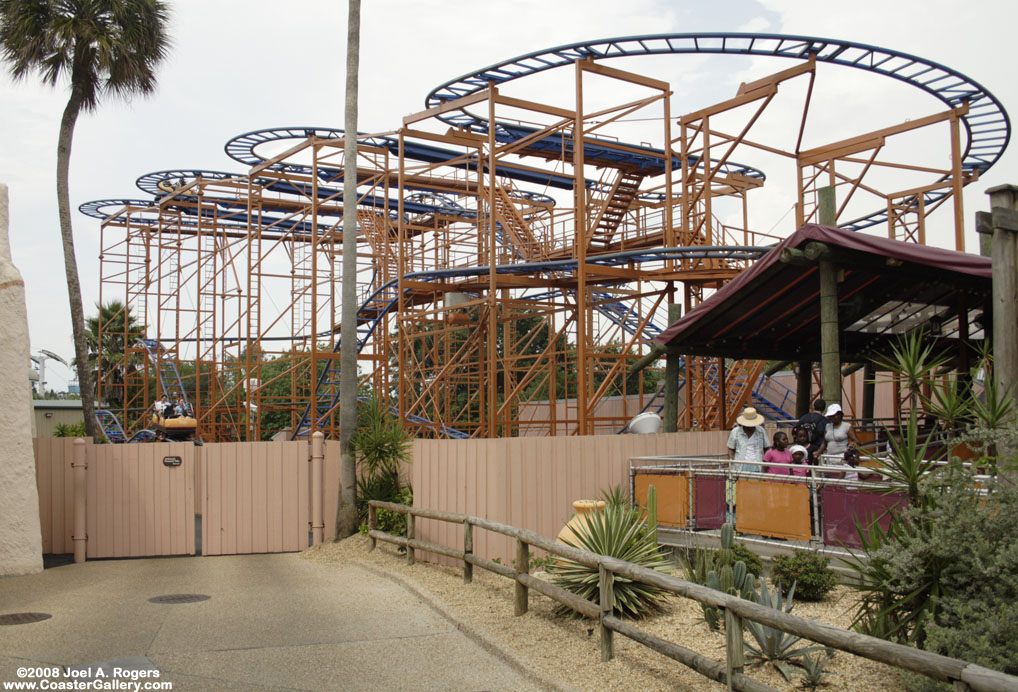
(727, 407), (770, 474)
(796, 398), (828, 450)
(763, 431), (793, 475)
(816, 402), (860, 464)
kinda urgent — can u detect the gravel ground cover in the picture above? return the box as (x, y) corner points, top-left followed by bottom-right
(303, 535), (905, 692)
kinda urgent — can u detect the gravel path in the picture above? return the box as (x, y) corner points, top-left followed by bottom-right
(303, 535), (905, 692)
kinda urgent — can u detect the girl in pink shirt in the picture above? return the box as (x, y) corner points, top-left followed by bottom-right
(763, 432), (793, 475)
(787, 445), (810, 477)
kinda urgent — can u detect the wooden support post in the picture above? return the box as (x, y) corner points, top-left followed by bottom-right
(406, 512), (415, 566)
(72, 438), (87, 564)
(310, 432), (324, 545)
(725, 608), (745, 692)
(954, 681), (972, 692)
(367, 504), (377, 551)
(817, 186), (843, 406)
(796, 361), (811, 418)
(863, 363), (876, 421)
(599, 564), (615, 662)
(463, 519), (473, 584)
(514, 538), (529, 615)
(663, 304), (683, 432)
(983, 185), (1018, 474)
(719, 357), (728, 427)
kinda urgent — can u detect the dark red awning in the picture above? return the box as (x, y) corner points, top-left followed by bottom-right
(653, 225), (991, 362)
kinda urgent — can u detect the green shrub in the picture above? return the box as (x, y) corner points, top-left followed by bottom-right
(548, 502), (670, 619)
(54, 421), (87, 437)
(771, 550), (837, 602)
(731, 542), (764, 577)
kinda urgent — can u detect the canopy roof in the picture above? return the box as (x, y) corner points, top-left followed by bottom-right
(653, 225), (992, 363)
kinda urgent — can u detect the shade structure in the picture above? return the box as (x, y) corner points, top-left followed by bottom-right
(653, 225), (992, 363)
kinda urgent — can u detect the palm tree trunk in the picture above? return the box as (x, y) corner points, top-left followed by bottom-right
(336, 0), (362, 539)
(57, 87), (98, 440)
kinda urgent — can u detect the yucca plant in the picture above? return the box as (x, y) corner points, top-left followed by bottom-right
(745, 579), (825, 681)
(548, 502), (670, 618)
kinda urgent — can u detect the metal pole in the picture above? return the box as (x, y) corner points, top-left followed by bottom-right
(796, 361), (811, 418)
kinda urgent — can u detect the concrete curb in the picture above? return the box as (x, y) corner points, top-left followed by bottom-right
(353, 560), (578, 692)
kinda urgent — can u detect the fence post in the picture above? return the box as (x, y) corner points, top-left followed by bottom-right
(72, 438), (87, 563)
(311, 432), (325, 545)
(367, 504), (377, 551)
(725, 608), (745, 691)
(463, 519), (473, 583)
(599, 564), (615, 662)
(514, 538), (529, 615)
(406, 512), (415, 565)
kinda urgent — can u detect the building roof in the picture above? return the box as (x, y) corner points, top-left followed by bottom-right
(33, 399), (84, 409)
(653, 224), (992, 363)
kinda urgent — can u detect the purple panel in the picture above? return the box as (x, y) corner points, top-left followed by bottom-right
(695, 476), (726, 530)
(821, 486), (907, 549)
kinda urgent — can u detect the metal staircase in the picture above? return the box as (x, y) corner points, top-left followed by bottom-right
(136, 338), (192, 412)
(94, 409), (128, 443)
(588, 171), (643, 249)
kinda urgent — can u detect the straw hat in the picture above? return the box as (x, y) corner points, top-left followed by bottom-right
(736, 407), (765, 427)
(824, 403), (843, 417)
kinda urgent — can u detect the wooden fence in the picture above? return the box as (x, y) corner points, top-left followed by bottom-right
(368, 500), (1018, 692)
(411, 431), (728, 565)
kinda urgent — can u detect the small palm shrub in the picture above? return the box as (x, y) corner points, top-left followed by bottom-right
(352, 397), (412, 533)
(745, 579), (825, 681)
(548, 502), (670, 619)
(772, 550), (837, 602)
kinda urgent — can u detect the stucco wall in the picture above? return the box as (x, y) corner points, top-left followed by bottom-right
(0, 184), (44, 575)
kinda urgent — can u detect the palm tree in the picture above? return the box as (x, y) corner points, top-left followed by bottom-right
(0, 0), (171, 439)
(83, 300), (144, 412)
(336, 0), (361, 538)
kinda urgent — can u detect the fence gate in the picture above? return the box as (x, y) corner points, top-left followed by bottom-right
(201, 441), (310, 556)
(86, 441), (196, 558)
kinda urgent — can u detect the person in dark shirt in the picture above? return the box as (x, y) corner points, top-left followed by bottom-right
(797, 398), (828, 449)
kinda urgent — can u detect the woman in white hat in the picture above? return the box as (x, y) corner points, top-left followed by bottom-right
(727, 406), (770, 474)
(816, 402), (860, 464)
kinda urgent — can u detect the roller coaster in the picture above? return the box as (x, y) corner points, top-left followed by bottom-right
(81, 33), (1008, 442)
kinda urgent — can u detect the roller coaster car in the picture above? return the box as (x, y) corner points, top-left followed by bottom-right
(150, 414), (198, 441)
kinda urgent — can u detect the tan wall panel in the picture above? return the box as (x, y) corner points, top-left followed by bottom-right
(33, 438), (79, 554)
(411, 431), (728, 564)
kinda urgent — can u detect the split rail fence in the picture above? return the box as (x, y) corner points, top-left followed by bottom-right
(367, 500), (1018, 692)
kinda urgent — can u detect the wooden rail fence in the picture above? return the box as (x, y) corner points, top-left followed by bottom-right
(367, 500), (1017, 692)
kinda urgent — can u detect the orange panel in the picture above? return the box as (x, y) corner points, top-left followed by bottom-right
(734, 478), (811, 540)
(633, 471), (689, 528)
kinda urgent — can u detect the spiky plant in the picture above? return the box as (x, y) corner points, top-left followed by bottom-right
(744, 579), (825, 681)
(797, 649), (834, 689)
(548, 502), (670, 618)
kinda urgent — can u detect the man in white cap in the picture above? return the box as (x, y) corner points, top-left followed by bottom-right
(727, 406), (770, 474)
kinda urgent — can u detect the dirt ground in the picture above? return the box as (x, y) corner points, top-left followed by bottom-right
(302, 535), (906, 692)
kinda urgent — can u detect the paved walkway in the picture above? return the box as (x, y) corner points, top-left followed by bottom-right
(0, 554), (548, 691)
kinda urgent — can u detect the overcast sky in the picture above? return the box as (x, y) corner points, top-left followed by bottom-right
(2, 0), (1015, 391)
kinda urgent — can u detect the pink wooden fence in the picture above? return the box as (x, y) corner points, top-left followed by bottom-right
(87, 441), (195, 558)
(201, 441), (309, 555)
(34, 438), (78, 554)
(411, 431), (728, 566)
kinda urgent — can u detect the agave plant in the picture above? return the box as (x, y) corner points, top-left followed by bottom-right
(797, 649), (834, 689)
(548, 502), (670, 618)
(744, 579), (825, 681)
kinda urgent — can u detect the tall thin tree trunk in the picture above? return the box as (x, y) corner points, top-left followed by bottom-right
(336, 0), (361, 539)
(57, 87), (97, 439)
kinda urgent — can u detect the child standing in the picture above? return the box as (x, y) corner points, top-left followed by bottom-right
(763, 431), (793, 475)
(787, 445), (810, 477)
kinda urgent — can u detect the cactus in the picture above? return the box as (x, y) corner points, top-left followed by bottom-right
(646, 485), (658, 544)
(696, 522), (757, 630)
